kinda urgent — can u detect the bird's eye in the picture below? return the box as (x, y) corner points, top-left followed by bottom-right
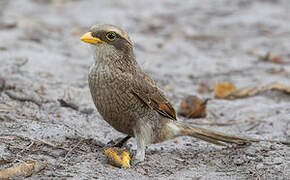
(106, 32), (116, 41)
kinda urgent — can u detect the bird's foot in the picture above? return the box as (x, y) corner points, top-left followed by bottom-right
(132, 151), (145, 166)
(132, 158), (145, 166)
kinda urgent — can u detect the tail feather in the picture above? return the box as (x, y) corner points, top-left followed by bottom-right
(171, 122), (258, 146)
(190, 133), (227, 146)
(165, 121), (290, 146)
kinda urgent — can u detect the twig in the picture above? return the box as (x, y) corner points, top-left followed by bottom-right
(0, 114), (17, 122)
(246, 122), (261, 131)
(14, 58), (28, 67)
(0, 134), (87, 154)
(0, 134), (70, 152)
(19, 141), (35, 154)
(208, 110), (219, 119)
(64, 139), (83, 160)
(57, 99), (79, 111)
(32, 137), (70, 151)
(5, 91), (42, 106)
(0, 137), (17, 141)
(0, 108), (12, 113)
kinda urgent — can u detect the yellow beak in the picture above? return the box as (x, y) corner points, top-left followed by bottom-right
(80, 32), (107, 45)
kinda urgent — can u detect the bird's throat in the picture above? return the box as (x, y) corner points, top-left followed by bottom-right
(93, 45), (138, 71)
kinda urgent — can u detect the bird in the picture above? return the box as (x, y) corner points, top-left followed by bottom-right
(80, 24), (288, 164)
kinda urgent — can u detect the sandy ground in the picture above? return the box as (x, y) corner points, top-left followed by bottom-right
(0, 0), (290, 179)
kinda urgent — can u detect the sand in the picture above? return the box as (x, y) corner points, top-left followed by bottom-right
(0, 0), (290, 179)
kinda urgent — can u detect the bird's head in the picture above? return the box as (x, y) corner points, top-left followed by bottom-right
(81, 24), (135, 65)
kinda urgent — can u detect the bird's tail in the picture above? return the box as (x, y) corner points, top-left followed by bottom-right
(165, 121), (289, 146)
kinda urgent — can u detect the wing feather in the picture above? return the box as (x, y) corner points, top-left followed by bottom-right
(131, 72), (177, 120)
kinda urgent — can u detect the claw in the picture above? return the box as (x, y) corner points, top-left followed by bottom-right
(105, 135), (132, 149)
(132, 158), (144, 166)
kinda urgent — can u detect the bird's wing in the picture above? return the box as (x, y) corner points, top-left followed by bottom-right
(130, 71), (177, 120)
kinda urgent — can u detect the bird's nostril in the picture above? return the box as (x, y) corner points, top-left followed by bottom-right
(91, 32), (97, 37)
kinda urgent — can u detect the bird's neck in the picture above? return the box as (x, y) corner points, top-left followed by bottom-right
(114, 52), (140, 71)
(94, 47), (139, 71)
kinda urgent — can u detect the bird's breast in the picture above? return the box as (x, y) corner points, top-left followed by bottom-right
(88, 64), (141, 135)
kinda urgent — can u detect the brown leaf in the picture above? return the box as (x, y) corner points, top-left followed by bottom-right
(214, 82), (237, 99)
(261, 52), (286, 64)
(0, 160), (47, 179)
(215, 82), (290, 100)
(178, 95), (208, 118)
(265, 82), (290, 94)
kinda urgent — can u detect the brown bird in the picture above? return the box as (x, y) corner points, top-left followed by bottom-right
(80, 24), (287, 164)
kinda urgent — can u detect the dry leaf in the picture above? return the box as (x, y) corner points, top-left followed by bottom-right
(261, 52), (286, 64)
(0, 160), (47, 179)
(0, 158), (9, 166)
(214, 82), (237, 99)
(215, 82), (290, 100)
(178, 95), (208, 118)
(105, 147), (131, 168)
